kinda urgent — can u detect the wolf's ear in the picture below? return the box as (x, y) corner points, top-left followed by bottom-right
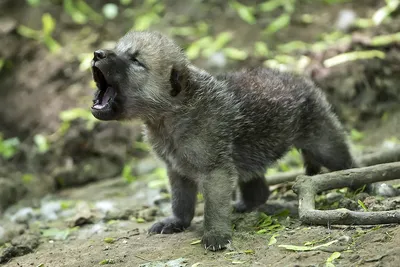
(169, 66), (188, 97)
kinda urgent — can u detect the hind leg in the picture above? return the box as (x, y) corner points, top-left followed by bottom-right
(301, 149), (322, 176)
(233, 176), (270, 213)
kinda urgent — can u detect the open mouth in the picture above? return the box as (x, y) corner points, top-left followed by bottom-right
(90, 65), (120, 121)
(91, 66), (117, 111)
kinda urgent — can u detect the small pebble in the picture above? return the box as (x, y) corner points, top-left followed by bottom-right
(335, 9), (357, 31)
(11, 207), (34, 224)
(326, 192), (343, 204)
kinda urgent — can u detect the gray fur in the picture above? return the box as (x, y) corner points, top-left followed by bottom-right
(90, 30), (358, 251)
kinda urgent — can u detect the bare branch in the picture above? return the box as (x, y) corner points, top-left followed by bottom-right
(292, 162), (400, 225)
(266, 147), (400, 185)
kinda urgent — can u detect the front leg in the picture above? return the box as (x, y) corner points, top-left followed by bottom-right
(202, 169), (236, 251)
(149, 168), (197, 234)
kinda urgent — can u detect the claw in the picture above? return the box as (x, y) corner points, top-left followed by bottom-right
(219, 245), (221, 250)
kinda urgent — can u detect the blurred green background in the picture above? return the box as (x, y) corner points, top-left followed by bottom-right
(0, 0), (399, 210)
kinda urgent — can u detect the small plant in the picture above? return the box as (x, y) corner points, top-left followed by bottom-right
(0, 134), (20, 160)
(17, 13), (60, 53)
(255, 211), (287, 234)
(186, 31), (248, 61)
(64, 0), (103, 25)
(34, 134), (50, 154)
(122, 163), (136, 183)
(99, 259), (116, 265)
(229, 1), (256, 25)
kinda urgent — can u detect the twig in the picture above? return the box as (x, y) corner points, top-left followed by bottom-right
(359, 148), (400, 167)
(266, 147), (400, 185)
(292, 162), (400, 225)
(266, 170), (304, 186)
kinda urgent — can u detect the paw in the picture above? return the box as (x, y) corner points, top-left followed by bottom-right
(202, 231), (232, 251)
(233, 201), (255, 213)
(148, 217), (188, 234)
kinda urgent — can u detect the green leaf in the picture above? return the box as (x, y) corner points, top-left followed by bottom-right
(301, 14), (313, 24)
(17, 25), (40, 40)
(22, 174), (34, 183)
(43, 36), (61, 53)
(42, 13), (55, 35)
(64, 0), (87, 24)
(323, 50), (385, 68)
(133, 141), (150, 152)
(351, 129), (364, 142)
(358, 199), (368, 211)
(186, 36), (213, 60)
(60, 201), (75, 210)
(190, 239), (201, 245)
(213, 32), (233, 49)
(223, 47), (248, 60)
(326, 251), (341, 263)
(34, 134), (49, 153)
(120, 0), (132, 5)
(133, 13), (160, 31)
(136, 217), (145, 223)
(0, 136), (20, 159)
(41, 228), (70, 240)
(230, 1), (256, 24)
(372, 0), (399, 25)
(254, 41), (269, 57)
(371, 32), (400, 47)
(27, 0), (40, 7)
(103, 237), (115, 244)
(202, 32), (233, 57)
(256, 229), (267, 234)
(59, 108), (95, 122)
(278, 41), (308, 54)
(279, 240), (338, 251)
(264, 13), (291, 35)
(99, 259), (116, 265)
(102, 4), (119, 20)
(259, 0), (282, 12)
(122, 164), (135, 183)
(268, 234), (279, 245)
(304, 235), (331, 246)
(78, 52), (94, 72)
(76, 0), (103, 24)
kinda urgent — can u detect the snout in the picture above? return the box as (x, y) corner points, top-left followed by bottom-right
(92, 49), (115, 65)
(94, 50), (106, 60)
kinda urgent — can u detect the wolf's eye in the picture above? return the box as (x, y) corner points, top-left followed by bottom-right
(129, 54), (146, 69)
(130, 56), (140, 64)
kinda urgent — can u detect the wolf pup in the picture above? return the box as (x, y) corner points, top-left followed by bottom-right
(90, 31), (357, 251)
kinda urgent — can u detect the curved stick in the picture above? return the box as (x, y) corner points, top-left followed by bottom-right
(292, 162), (400, 225)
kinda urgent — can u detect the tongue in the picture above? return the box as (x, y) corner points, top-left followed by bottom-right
(93, 87), (115, 109)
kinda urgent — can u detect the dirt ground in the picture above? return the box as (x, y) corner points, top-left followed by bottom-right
(1, 0), (400, 266)
(2, 160), (400, 267)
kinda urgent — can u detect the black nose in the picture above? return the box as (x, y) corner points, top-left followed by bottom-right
(94, 50), (106, 60)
